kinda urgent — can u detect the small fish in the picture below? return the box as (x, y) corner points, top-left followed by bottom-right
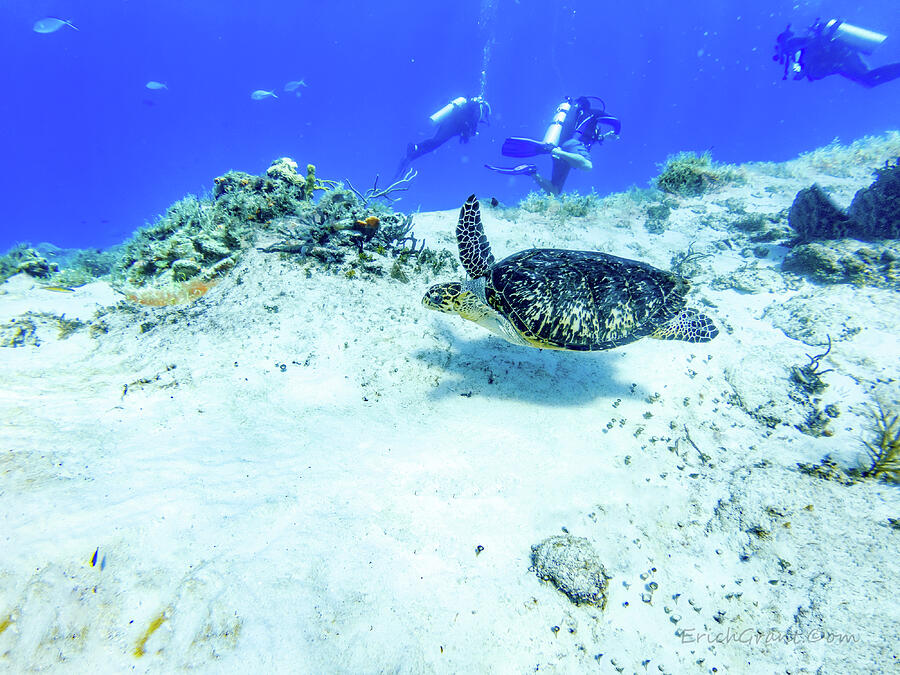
(250, 89), (278, 101)
(145, 81), (168, 90)
(353, 216), (380, 232)
(33, 18), (79, 33)
(41, 285), (75, 293)
(91, 547), (99, 566)
(284, 79), (307, 92)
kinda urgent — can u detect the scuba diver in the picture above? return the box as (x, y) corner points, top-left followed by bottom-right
(484, 96), (620, 195)
(396, 95), (491, 177)
(774, 18), (900, 88)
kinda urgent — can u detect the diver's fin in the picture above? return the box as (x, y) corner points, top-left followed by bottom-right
(394, 148), (413, 180)
(650, 309), (719, 343)
(501, 137), (554, 158)
(484, 163), (538, 176)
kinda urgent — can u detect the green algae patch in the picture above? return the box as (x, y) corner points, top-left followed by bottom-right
(655, 150), (742, 197)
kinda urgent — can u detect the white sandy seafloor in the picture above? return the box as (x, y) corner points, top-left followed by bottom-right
(1, 135), (899, 674)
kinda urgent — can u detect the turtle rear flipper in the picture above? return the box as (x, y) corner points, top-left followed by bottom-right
(457, 194), (495, 278)
(651, 308), (718, 343)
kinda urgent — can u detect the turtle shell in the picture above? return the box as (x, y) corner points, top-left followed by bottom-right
(485, 249), (689, 351)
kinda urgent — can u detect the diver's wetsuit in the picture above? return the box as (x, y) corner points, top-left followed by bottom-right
(537, 139), (592, 195)
(397, 99), (484, 176)
(544, 109), (607, 194)
(776, 22), (900, 88)
(486, 97), (619, 196)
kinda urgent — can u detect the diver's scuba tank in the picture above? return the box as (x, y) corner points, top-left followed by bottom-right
(430, 96), (468, 125)
(823, 19), (887, 54)
(542, 100), (572, 146)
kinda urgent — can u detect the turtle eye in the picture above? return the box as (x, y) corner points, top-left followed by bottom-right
(423, 283), (463, 313)
(423, 286), (450, 310)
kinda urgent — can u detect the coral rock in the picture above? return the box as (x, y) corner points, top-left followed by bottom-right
(847, 160), (900, 239)
(171, 259), (202, 281)
(531, 535), (609, 608)
(788, 185), (853, 241)
(266, 157), (302, 185)
(783, 240), (900, 288)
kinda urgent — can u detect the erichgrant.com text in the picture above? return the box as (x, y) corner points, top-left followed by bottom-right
(680, 627), (861, 646)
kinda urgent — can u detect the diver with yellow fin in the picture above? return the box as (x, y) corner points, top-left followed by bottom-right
(485, 96), (620, 195)
(396, 95), (492, 177)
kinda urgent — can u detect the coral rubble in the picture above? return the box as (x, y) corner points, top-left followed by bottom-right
(531, 535), (610, 608)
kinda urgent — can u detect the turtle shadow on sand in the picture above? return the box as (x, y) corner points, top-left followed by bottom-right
(414, 329), (634, 407)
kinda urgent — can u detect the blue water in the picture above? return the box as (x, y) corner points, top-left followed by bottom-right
(1, 0), (897, 251)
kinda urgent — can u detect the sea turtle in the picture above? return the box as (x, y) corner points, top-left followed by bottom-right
(422, 194), (718, 351)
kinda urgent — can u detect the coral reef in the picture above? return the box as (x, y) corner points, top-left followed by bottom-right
(710, 262), (799, 294)
(265, 157), (302, 184)
(0, 312), (87, 347)
(643, 201), (673, 234)
(795, 131), (900, 177)
(345, 168), (417, 207)
(530, 535), (609, 608)
(258, 189), (454, 282)
(518, 190), (600, 220)
(52, 248), (118, 286)
(212, 160), (330, 226)
(654, 151), (741, 197)
(847, 158), (900, 239)
(0, 316), (40, 347)
(116, 194), (237, 292)
(0, 245), (58, 281)
(113, 158), (330, 302)
(787, 185), (853, 240)
(112, 158), (448, 302)
(0, 243), (118, 288)
(783, 240), (900, 288)
(789, 160), (900, 241)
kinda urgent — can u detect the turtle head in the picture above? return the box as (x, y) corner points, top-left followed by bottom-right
(423, 282), (493, 326)
(422, 282), (466, 314)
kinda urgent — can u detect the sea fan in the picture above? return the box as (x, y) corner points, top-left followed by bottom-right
(861, 401), (900, 483)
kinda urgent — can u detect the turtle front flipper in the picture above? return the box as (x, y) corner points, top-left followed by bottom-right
(651, 308), (719, 343)
(457, 194), (495, 278)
